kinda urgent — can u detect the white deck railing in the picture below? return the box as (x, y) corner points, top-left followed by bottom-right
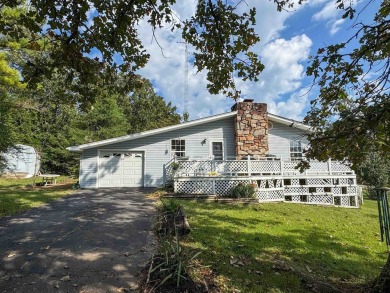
(174, 157), (353, 177)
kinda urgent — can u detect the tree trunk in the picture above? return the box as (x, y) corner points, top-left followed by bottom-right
(371, 253), (390, 292)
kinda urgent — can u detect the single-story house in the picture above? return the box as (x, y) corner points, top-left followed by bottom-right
(68, 100), (359, 207)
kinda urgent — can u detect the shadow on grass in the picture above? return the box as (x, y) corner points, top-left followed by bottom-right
(179, 201), (387, 293)
(0, 184), (74, 217)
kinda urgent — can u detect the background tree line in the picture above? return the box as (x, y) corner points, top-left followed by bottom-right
(7, 74), (181, 176)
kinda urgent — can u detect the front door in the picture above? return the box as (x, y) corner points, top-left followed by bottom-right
(211, 141), (224, 160)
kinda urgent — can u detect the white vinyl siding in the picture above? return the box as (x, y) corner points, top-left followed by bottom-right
(79, 149), (98, 188)
(79, 117), (235, 188)
(78, 117), (310, 188)
(268, 121), (308, 159)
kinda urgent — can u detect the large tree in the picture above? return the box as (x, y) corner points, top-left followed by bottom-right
(118, 78), (181, 134)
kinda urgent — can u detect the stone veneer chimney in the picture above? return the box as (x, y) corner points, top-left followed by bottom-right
(231, 99), (269, 159)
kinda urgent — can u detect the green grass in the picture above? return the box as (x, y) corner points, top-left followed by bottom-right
(179, 200), (388, 293)
(0, 176), (76, 217)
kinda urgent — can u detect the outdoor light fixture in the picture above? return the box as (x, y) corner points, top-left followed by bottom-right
(201, 139), (207, 145)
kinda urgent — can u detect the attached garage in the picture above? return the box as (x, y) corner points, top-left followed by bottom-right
(98, 151), (144, 187)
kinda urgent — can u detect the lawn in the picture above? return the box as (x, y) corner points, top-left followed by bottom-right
(178, 199), (388, 293)
(0, 176), (76, 217)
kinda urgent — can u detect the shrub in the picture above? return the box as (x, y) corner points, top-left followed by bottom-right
(171, 162), (180, 171)
(357, 151), (390, 199)
(230, 183), (256, 198)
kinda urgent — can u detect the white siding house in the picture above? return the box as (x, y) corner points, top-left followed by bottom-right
(68, 101), (359, 208)
(68, 110), (308, 188)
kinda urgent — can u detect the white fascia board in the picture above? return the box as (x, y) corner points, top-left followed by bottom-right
(67, 111), (236, 152)
(268, 114), (312, 132)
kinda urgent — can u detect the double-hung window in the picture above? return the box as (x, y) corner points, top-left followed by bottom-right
(290, 140), (303, 160)
(171, 139), (185, 158)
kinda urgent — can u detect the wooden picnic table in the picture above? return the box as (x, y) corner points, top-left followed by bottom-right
(39, 174), (60, 186)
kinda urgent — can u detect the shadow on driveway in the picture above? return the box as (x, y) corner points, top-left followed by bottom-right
(0, 188), (157, 293)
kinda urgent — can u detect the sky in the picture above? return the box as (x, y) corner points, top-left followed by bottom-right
(135, 0), (371, 121)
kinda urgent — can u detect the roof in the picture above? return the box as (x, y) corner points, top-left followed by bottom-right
(67, 111), (311, 152)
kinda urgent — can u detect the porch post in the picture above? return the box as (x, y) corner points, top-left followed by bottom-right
(280, 157), (284, 176)
(163, 163), (166, 185)
(247, 156), (251, 176)
(328, 159), (332, 175)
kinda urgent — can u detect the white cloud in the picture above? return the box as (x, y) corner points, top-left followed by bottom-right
(238, 34), (313, 118)
(136, 0), (313, 121)
(273, 89), (310, 120)
(312, 0), (359, 35)
(312, 1), (339, 21)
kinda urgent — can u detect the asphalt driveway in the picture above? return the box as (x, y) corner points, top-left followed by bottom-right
(0, 188), (157, 293)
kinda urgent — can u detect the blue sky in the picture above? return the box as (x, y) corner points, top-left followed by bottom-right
(134, 0), (370, 121)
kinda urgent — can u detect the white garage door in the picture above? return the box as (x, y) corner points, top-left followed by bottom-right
(98, 151), (143, 187)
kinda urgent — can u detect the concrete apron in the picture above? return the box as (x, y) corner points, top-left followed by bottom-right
(0, 188), (157, 293)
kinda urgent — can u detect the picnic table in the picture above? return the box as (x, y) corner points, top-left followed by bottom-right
(39, 174), (60, 186)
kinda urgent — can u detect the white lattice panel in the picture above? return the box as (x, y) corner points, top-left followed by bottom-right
(276, 179), (282, 188)
(316, 187), (324, 193)
(340, 196), (350, 206)
(215, 161), (247, 174)
(215, 180), (247, 196)
(333, 187), (342, 195)
(257, 190), (284, 201)
(291, 196), (301, 202)
(259, 180), (266, 188)
(307, 178), (332, 185)
(179, 161), (212, 174)
(283, 162), (299, 172)
(338, 178), (355, 185)
(331, 162), (352, 172)
(308, 162), (328, 171)
(285, 187), (308, 194)
(347, 186), (358, 194)
(291, 179), (300, 185)
(308, 195), (333, 204)
(174, 180), (213, 194)
(268, 180), (274, 188)
(251, 161), (281, 173)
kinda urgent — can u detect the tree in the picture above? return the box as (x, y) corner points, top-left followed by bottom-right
(301, 0), (389, 167)
(0, 51), (25, 167)
(358, 150), (390, 199)
(1, 0), (263, 100)
(75, 92), (129, 143)
(118, 78), (181, 134)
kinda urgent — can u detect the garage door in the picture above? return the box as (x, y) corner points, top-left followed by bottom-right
(98, 151), (143, 187)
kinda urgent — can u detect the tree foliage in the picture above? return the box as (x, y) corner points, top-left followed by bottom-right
(8, 71), (181, 175)
(302, 0), (390, 167)
(118, 78), (181, 134)
(1, 0), (263, 100)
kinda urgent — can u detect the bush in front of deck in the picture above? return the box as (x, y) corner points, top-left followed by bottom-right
(230, 183), (256, 198)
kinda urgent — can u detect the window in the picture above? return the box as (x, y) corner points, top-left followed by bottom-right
(171, 140), (185, 157)
(290, 140), (303, 160)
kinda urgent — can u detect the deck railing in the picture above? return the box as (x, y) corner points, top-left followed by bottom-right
(173, 157), (353, 177)
(171, 157), (359, 208)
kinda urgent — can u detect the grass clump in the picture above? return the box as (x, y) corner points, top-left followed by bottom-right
(143, 199), (202, 292)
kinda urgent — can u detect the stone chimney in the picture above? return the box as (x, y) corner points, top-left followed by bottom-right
(232, 99), (268, 159)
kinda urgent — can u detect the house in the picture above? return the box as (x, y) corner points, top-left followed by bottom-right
(67, 100), (359, 207)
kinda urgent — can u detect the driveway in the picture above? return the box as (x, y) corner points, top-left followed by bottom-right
(0, 188), (157, 293)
